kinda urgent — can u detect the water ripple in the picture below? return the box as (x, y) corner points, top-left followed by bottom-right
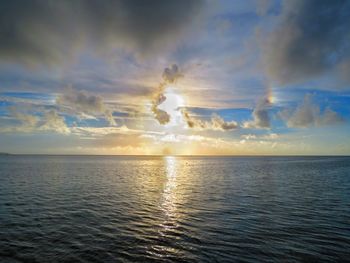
(1, 156), (350, 262)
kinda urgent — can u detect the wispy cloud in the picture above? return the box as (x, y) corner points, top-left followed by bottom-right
(3, 107), (69, 134)
(56, 87), (116, 126)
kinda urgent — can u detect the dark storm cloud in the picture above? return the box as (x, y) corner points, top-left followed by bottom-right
(0, 0), (205, 65)
(0, 1), (78, 65)
(264, 0), (350, 85)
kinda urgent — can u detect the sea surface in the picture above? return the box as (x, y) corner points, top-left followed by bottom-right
(0, 155), (350, 262)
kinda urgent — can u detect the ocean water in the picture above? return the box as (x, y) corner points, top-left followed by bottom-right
(0, 156), (349, 262)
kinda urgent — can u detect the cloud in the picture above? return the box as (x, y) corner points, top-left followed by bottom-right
(152, 108), (170, 125)
(70, 126), (155, 149)
(337, 59), (350, 84)
(241, 134), (257, 140)
(40, 110), (70, 134)
(6, 107), (69, 134)
(70, 125), (163, 138)
(264, 0), (350, 85)
(211, 114), (239, 130)
(9, 107), (39, 128)
(151, 92), (170, 125)
(256, 0), (272, 16)
(162, 64), (182, 83)
(89, 133), (149, 148)
(0, 0), (205, 65)
(152, 64), (182, 125)
(182, 109), (206, 129)
(279, 94), (344, 128)
(241, 133), (279, 141)
(182, 109), (239, 131)
(243, 98), (271, 129)
(56, 87), (116, 126)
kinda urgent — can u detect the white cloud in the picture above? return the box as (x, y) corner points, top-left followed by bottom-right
(243, 98), (271, 129)
(279, 94), (344, 128)
(39, 110), (70, 134)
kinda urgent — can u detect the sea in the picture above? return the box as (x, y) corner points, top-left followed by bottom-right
(0, 155), (349, 262)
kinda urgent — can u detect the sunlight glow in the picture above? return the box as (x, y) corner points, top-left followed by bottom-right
(158, 88), (185, 126)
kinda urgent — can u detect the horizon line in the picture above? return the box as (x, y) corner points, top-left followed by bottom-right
(1, 153), (349, 157)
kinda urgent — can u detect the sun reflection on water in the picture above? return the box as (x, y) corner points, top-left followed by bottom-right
(149, 156), (188, 257)
(161, 156), (178, 223)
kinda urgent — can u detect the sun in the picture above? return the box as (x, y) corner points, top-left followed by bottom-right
(158, 87), (185, 126)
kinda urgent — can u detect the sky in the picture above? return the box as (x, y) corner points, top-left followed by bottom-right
(0, 0), (349, 155)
